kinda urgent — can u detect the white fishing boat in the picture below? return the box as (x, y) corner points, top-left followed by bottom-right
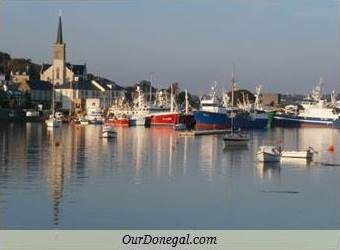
(273, 79), (340, 128)
(86, 108), (104, 124)
(101, 125), (116, 138)
(281, 147), (315, 159)
(256, 146), (281, 162)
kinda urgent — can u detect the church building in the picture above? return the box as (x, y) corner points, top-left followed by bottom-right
(40, 14), (87, 85)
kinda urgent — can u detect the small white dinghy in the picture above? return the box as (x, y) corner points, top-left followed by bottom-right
(281, 147), (315, 159)
(101, 125), (116, 138)
(257, 146), (281, 163)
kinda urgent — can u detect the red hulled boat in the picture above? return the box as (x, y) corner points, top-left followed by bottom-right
(105, 117), (130, 127)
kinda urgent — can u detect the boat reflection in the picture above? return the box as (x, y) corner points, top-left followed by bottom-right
(223, 144), (249, 152)
(280, 158), (312, 167)
(198, 135), (219, 179)
(256, 161), (281, 179)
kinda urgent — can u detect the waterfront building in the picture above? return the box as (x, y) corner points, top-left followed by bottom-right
(17, 80), (53, 107)
(55, 79), (114, 113)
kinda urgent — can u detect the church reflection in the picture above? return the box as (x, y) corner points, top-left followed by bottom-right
(1, 123), (340, 228)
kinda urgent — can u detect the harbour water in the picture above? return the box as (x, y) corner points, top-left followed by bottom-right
(0, 123), (339, 229)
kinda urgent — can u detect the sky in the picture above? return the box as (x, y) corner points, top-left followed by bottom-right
(0, 0), (339, 94)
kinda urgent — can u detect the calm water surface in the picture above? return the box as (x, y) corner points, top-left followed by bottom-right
(0, 123), (339, 229)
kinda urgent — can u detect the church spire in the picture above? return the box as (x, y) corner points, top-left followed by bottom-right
(56, 11), (63, 44)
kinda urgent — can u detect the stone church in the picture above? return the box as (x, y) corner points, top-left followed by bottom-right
(40, 14), (87, 85)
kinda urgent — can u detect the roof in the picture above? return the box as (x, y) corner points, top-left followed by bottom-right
(27, 80), (53, 90)
(66, 63), (86, 75)
(93, 77), (125, 91)
(41, 64), (52, 73)
(56, 15), (63, 44)
(91, 79), (111, 91)
(55, 80), (97, 91)
(40, 63), (86, 76)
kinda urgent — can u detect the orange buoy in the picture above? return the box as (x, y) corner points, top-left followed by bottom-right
(327, 145), (335, 152)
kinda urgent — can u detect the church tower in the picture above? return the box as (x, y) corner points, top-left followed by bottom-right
(52, 13), (66, 85)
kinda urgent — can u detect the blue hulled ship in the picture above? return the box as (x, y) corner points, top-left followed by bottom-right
(273, 80), (340, 128)
(193, 81), (269, 130)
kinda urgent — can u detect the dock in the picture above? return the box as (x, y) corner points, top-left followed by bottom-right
(179, 129), (230, 136)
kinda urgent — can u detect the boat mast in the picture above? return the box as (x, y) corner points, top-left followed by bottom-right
(69, 65), (73, 118)
(149, 72), (153, 103)
(185, 89), (189, 114)
(231, 62), (236, 107)
(170, 84), (174, 112)
(52, 83), (55, 117)
(230, 63), (236, 133)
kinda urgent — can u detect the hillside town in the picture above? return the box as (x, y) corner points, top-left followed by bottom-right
(0, 14), (285, 125)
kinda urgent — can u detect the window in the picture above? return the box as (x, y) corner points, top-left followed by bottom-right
(56, 68), (60, 79)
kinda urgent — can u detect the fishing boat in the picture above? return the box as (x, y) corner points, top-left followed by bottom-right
(273, 79), (340, 128)
(105, 116), (130, 127)
(193, 83), (229, 130)
(226, 85), (269, 129)
(146, 84), (181, 126)
(101, 125), (117, 138)
(256, 146), (281, 162)
(45, 84), (61, 128)
(281, 147), (315, 159)
(86, 108), (104, 124)
(194, 66), (269, 130)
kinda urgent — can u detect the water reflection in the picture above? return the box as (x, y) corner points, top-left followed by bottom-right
(0, 124), (339, 229)
(256, 162), (281, 180)
(280, 158), (312, 167)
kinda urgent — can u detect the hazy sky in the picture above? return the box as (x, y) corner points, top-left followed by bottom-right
(0, 0), (339, 94)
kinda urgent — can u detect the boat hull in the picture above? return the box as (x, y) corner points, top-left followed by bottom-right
(193, 111), (229, 130)
(256, 152), (280, 162)
(273, 114), (340, 128)
(105, 118), (130, 127)
(193, 111), (269, 130)
(146, 112), (180, 126)
(281, 150), (313, 159)
(129, 117), (145, 126)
